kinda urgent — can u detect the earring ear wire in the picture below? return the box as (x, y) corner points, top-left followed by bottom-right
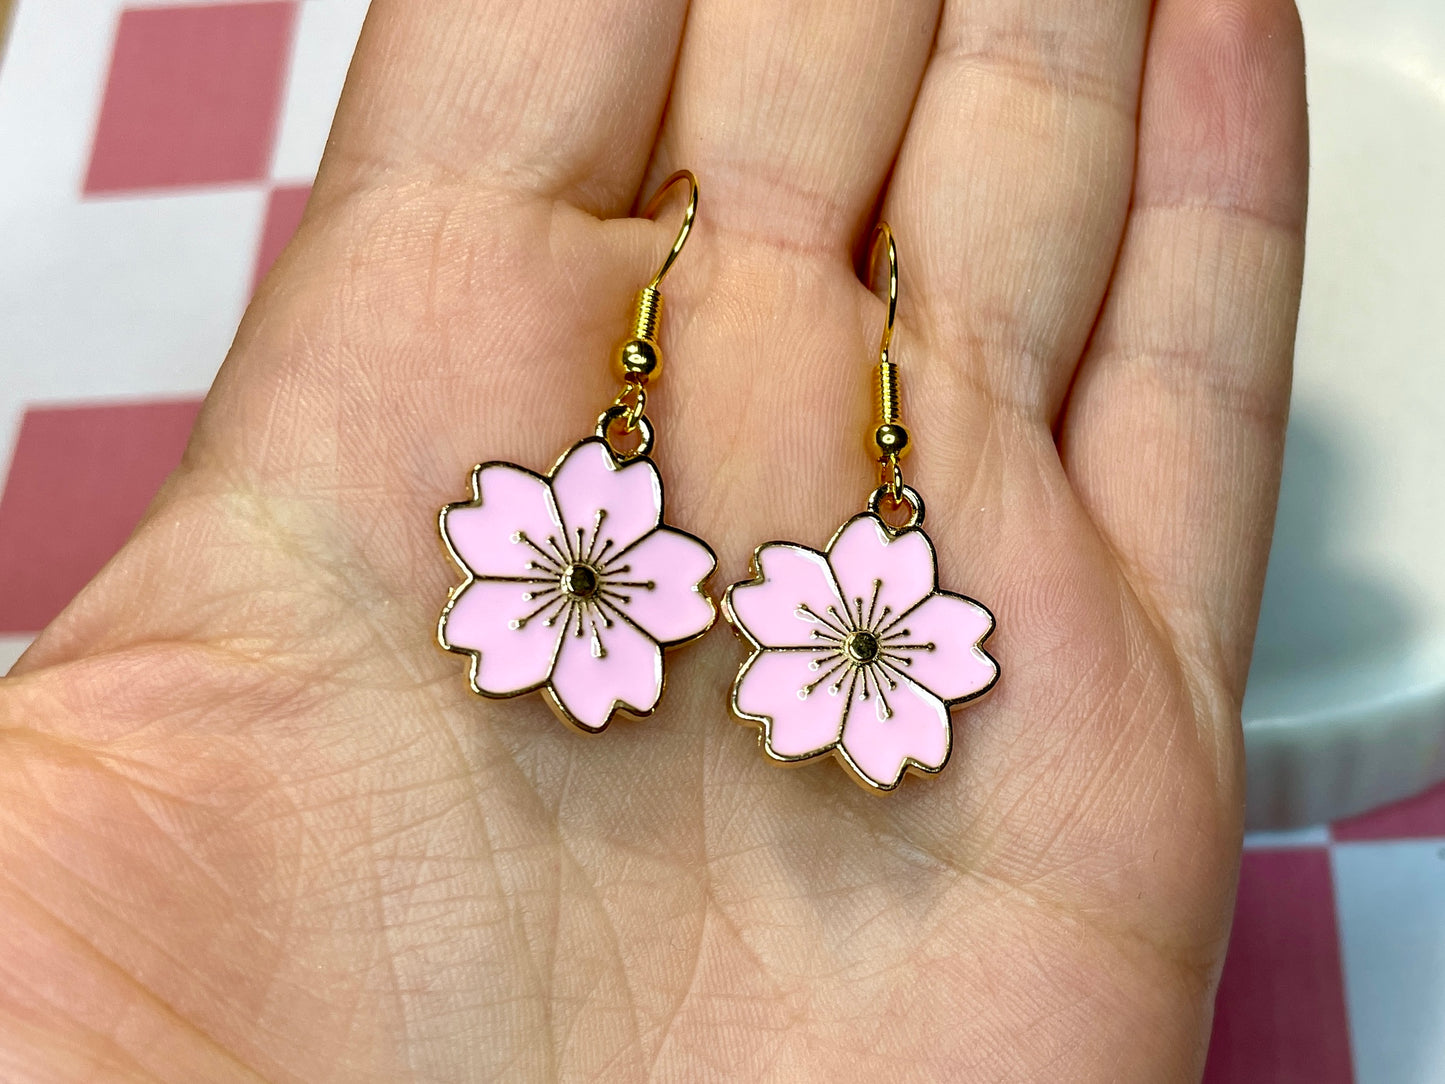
(865, 222), (914, 516)
(612, 170), (699, 393)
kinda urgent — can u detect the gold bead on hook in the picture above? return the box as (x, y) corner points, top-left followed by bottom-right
(872, 421), (910, 458)
(611, 170), (698, 388)
(866, 223), (912, 501)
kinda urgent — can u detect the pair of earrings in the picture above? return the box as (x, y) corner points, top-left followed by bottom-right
(437, 172), (998, 793)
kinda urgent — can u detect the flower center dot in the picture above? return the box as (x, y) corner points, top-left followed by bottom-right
(844, 630), (880, 665)
(562, 563), (599, 599)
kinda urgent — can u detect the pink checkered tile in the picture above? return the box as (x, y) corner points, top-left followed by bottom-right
(252, 183), (312, 292)
(85, 3), (297, 194)
(0, 400), (202, 633)
(1333, 780), (1445, 842)
(1204, 848), (1354, 1083)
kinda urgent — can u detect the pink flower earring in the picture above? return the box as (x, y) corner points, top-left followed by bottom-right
(438, 172), (717, 733)
(722, 224), (998, 792)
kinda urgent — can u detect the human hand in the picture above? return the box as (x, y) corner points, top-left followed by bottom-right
(0, 0), (1307, 1079)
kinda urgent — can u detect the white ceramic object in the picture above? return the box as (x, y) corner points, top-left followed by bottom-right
(1243, 0), (1445, 828)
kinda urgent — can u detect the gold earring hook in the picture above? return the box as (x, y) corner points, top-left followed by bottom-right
(868, 221), (898, 366)
(604, 171), (701, 459)
(611, 170), (700, 396)
(641, 169), (698, 289)
(865, 222), (915, 517)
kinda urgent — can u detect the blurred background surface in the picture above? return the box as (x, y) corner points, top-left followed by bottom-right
(1243, 0), (1445, 834)
(0, 1), (1440, 1080)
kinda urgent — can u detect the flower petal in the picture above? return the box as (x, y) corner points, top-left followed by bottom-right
(440, 580), (563, 696)
(827, 515), (937, 629)
(550, 438), (661, 559)
(726, 543), (847, 648)
(840, 676), (951, 790)
(605, 527), (716, 646)
(548, 607), (662, 731)
(443, 464), (562, 578)
(734, 649), (848, 760)
(886, 592), (998, 704)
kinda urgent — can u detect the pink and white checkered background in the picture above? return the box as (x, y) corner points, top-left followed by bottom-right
(0, 3), (1442, 1080)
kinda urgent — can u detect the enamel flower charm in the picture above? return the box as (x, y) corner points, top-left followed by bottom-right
(724, 513), (997, 792)
(722, 222), (996, 791)
(439, 437), (716, 732)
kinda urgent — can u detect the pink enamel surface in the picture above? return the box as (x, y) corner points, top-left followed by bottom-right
(841, 677), (950, 787)
(609, 527), (715, 645)
(440, 437), (710, 731)
(444, 465), (560, 578)
(725, 512), (995, 788)
(550, 613), (662, 731)
(550, 439), (661, 557)
(828, 516), (935, 622)
(734, 649), (847, 758)
(890, 592), (998, 703)
(727, 544), (844, 648)
(442, 580), (561, 695)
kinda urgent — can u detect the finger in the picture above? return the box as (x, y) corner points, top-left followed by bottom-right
(1059, 0), (1309, 699)
(318, 0), (691, 213)
(640, 0), (942, 555)
(649, 0), (942, 254)
(883, 0), (1152, 424)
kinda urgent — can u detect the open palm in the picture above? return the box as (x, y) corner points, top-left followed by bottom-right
(0, 0), (1307, 1079)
